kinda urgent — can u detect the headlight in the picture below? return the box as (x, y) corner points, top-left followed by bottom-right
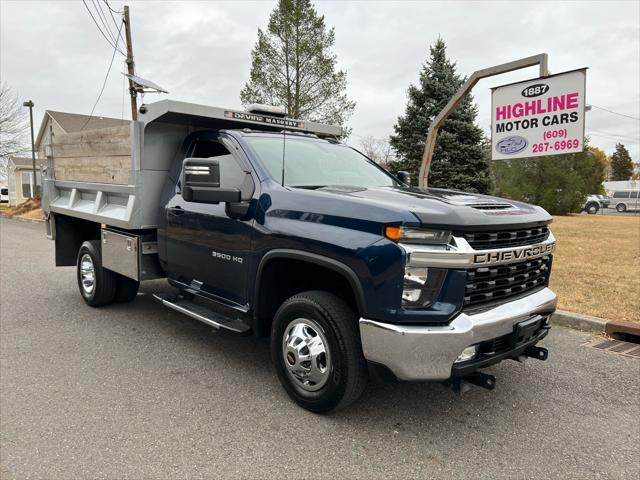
(385, 226), (451, 245)
(400, 228), (451, 244)
(389, 227), (450, 308)
(402, 265), (446, 307)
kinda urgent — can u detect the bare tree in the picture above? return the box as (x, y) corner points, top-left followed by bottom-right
(0, 83), (29, 180)
(359, 136), (395, 168)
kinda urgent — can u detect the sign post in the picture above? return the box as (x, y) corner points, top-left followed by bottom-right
(418, 53), (550, 188)
(491, 69), (587, 160)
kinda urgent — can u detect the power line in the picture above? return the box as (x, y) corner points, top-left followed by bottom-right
(103, 0), (121, 14)
(81, 19), (125, 130)
(587, 132), (639, 144)
(587, 129), (639, 142)
(96, 0), (126, 55)
(588, 104), (640, 121)
(104, 1), (124, 44)
(81, 0), (125, 56)
(92, 0), (117, 45)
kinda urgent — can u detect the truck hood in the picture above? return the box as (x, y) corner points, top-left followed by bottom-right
(313, 185), (552, 230)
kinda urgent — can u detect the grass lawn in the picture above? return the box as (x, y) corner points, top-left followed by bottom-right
(550, 215), (640, 322)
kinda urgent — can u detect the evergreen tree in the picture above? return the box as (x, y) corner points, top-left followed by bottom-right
(240, 0), (355, 130)
(492, 139), (606, 214)
(389, 38), (491, 193)
(609, 143), (634, 181)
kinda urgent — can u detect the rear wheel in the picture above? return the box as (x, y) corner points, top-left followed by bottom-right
(616, 203), (627, 213)
(114, 274), (140, 303)
(77, 240), (117, 307)
(271, 290), (367, 413)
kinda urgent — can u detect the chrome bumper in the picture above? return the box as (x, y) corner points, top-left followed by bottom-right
(359, 287), (557, 381)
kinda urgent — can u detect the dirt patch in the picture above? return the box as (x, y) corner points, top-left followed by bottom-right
(0, 196), (42, 219)
(17, 208), (44, 221)
(550, 215), (640, 322)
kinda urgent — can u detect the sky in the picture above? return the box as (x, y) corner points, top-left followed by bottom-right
(1, 0), (639, 161)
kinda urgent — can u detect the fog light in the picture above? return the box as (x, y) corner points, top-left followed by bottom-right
(401, 267), (446, 308)
(455, 346), (478, 363)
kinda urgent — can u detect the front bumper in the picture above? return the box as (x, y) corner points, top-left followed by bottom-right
(359, 287), (557, 381)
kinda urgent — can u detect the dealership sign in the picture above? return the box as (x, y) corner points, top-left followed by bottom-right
(491, 68), (587, 160)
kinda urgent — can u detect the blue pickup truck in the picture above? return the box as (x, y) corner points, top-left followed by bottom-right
(42, 102), (557, 412)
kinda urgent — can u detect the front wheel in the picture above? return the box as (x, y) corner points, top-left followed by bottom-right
(586, 202), (599, 214)
(271, 291), (367, 413)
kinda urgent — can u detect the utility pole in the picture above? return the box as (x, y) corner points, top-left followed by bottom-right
(123, 5), (137, 121)
(22, 100), (37, 197)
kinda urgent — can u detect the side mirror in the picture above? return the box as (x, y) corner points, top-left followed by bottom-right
(181, 158), (241, 204)
(397, 171), (411, 186)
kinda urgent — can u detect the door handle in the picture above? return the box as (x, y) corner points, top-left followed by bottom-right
(168, 206), (185, 215)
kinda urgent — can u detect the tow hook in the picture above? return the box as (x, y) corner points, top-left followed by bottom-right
(525, 345), (548, 361)
(451, 371), (496, 394)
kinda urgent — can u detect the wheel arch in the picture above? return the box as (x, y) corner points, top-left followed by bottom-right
(253, 250), (367, 337)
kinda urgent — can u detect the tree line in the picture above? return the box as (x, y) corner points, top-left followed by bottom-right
(241, 0), (636, 214)
(2, 0), (636, 216)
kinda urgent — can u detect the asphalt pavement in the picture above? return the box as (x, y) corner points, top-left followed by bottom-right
(1, 218), (639, 479)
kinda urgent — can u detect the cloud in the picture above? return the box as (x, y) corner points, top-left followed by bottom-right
(1, 0), (638, 160)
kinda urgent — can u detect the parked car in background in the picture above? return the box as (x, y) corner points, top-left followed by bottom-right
(0, 187), (9, 203)
(582, 194), (602, 214)
(596, 195), (610, 208)
(610, 190), (640, 212)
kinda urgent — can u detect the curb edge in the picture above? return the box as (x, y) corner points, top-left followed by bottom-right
(550, 310), (608, 333)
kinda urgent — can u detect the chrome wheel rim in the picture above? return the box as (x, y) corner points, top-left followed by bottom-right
(282, 318), (331, 392)
(80, 253), (96, 296)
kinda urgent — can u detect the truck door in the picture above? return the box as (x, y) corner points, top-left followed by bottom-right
(164, 137), (255, 309)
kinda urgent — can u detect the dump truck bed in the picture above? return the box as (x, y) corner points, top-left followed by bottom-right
(42, 100), (342, 230)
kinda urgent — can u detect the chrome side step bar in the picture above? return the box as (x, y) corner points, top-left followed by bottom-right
(153, 293), (251, 334)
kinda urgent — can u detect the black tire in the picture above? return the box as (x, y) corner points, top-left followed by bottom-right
(586, 202), (599, 214)
(616, 203), (627, 213)
(76, 240), (117, 307)
(114, 274), (140, 303)
(271, 290), (367, 413)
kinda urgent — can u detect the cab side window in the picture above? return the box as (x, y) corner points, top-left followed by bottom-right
(182, 139), (255, 201)
(191, 140), (245, 188)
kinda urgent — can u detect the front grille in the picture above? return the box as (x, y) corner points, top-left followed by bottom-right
(460, 225), (549, 249)
(464, 255), (552, 307)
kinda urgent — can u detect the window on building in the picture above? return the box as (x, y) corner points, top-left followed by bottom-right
(18, 171), (41, 198)
(21, 172), (32, 198)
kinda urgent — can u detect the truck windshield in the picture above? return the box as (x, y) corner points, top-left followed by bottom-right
(244, 136), (398, 188)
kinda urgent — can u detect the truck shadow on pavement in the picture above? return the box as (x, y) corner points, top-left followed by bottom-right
(107, 280), (544, 431)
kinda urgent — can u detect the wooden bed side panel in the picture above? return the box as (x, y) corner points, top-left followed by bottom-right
(51, 125), (132, 184)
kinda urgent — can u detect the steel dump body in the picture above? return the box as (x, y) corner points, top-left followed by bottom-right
(41, 100), (342, 229)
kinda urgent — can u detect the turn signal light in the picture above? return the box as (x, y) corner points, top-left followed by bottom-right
(385, 226), (403, 242)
